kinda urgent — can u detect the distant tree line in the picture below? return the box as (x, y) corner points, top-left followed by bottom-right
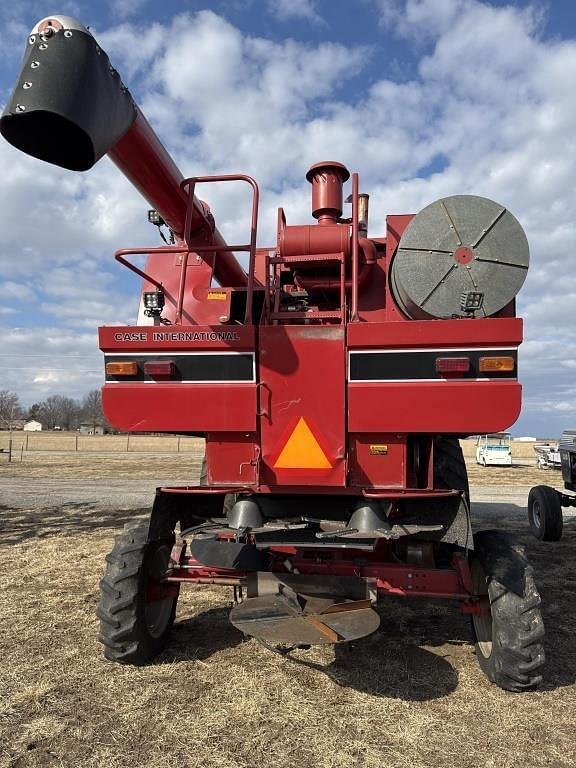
(0, 389), (105, 431)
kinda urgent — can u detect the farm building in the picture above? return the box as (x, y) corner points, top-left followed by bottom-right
(23, 420), (42, 432)
(79, 423), (105, 435)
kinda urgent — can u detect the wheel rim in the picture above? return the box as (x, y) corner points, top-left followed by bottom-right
(471, 559), (492, 658)
(145, 598), (173, 638)
(531, 499), (542, 528)
(144, 546), (174, 639)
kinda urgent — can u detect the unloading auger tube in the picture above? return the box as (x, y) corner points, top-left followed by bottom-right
(0, 15), (247, 288)
(2, 14), (544, 694)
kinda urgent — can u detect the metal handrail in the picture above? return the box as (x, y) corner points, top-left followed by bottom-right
(114, 174), (260, 325)
(115, 245), (189, 291)
(181, 174), (260, 324)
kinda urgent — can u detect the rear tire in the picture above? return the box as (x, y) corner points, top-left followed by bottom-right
(470, 530), (545, 691)
(434, 437), (470, 506)
(97, 521), (179, 665)
(200, 456), (236, 515)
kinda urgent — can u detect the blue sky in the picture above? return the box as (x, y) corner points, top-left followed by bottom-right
(1, 0), (576, 438)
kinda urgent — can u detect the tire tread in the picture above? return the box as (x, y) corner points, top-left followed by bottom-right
(97, 520), (178, 666)
(471, 530), (545, 691)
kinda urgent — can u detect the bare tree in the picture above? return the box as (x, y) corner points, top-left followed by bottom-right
(38, 395), (80, 431)
(81, 389), (103, 432)
(0, 390), (23, 430)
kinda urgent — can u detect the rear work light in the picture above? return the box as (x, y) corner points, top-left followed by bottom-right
(435, 357), (470, 373)
(105, 361), (138, 376)
(479, 356), (515, 373)
(144, 360), (175, 378)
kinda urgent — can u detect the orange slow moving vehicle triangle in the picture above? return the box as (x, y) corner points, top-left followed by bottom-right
(273, 417), (332, 469)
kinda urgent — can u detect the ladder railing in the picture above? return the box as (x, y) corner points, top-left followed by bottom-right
(181, 175), (259, 324)
(114, 174), (260, 325)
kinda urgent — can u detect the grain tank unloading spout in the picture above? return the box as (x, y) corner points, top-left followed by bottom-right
(0, 15), (248, 287)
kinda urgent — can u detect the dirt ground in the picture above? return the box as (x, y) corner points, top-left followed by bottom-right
(0, 458), (575, 768)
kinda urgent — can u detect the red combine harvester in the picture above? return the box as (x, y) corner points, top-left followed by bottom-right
(2, 16), (544, 691)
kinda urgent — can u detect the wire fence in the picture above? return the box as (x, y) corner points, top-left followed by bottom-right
(0, 431), (204, 459)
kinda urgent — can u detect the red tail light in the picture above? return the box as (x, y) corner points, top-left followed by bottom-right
(144, 360), (175, 378)
(435, 357), (470, 373)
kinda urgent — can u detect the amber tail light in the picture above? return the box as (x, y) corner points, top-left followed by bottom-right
(479, 356), (515, 373)
(105, 361), (138, 376)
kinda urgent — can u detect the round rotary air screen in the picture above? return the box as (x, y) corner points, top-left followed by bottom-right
(390, 195), (529, 319)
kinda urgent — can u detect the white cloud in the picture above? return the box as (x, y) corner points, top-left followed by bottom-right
(373, 0), (543, 42)
(33, 371), (62, 384)
(267, 0), (324, 24)
(98, 21), (167, 78)
(108, 0), (150, 22)
(121, 11), (368, 185)
(0, 281), (36, 301)
(0, 139), (150, 280)
(0, 327), (102, 405)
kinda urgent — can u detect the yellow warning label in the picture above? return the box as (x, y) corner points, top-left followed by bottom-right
(369, 444), (388, 455)
(274, 418), (332, 469)
(207, 291), (227, 300)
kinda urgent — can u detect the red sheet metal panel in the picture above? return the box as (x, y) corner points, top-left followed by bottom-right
(349, 433), (408, 488)
(99, 324), (255, 351)
(348, 381), (521, 433)
(102, 383), (256, 432)
(205, 433), (259, 486)
(347, 318), (523, 348)
(259, 326), (346, 487)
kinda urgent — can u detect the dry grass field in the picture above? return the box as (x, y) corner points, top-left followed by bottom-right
(0, 452), (204, 480)
(0, 454), (575, 768)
